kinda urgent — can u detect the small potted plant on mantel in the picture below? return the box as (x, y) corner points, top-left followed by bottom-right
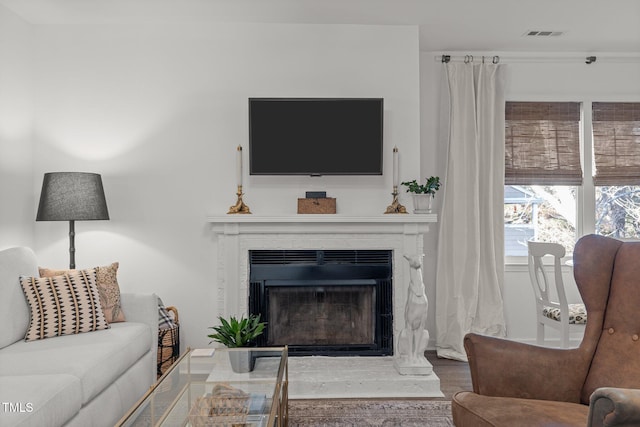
(208, 314), (266, 373)
(401, 176), (441, 214)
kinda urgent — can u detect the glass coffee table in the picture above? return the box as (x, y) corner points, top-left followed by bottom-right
(116, 346), (288, 427)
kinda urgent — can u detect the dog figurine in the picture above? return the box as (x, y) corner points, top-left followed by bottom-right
(397, 253), (429, 365)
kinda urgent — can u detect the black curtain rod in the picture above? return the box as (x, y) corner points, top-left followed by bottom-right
(439, 54), (599, 65)
(441, 55), (500, 64)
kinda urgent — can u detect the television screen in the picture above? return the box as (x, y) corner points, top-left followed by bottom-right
(249, 98), (383, 176)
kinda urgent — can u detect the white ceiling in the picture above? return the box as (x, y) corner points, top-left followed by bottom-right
(1, 0), (640, 53)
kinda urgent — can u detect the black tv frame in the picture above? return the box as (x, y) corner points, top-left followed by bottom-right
(248, 97), (384, 176)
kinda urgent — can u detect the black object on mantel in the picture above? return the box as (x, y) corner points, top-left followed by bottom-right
(305, 191), (327, 199)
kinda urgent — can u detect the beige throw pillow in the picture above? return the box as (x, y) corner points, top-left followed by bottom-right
(20, 269), (110, 341)
(39, 262), (126, 323)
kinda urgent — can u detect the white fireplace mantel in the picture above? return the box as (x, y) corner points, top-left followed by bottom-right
(208, 214), (436, 234)
(207, 213), (441, 397)
(207, 214), (437, 335)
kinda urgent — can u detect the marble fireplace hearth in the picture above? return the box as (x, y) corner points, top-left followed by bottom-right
(208, 214), (442, 398)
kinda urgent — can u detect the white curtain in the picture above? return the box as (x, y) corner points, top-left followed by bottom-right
(435, 63), (507, 361)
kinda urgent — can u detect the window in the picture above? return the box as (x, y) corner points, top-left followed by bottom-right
(504, 102), (580, 257)
(592, 102), (640, 239)
(504, 101), (640, 258)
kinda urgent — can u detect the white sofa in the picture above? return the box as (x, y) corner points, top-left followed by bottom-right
(0, 247), (158, 427)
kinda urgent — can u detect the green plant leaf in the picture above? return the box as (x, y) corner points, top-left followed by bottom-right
(207, 314), (266, 347)
(401, 176), (440, 196)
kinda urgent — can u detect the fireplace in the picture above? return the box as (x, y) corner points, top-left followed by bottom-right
(249, 250), (393, 356)
(208, 214), (436, 362)
(209, 216), (441, 398)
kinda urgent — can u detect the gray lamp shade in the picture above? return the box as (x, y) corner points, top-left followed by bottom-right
(36, 172), (110, 221)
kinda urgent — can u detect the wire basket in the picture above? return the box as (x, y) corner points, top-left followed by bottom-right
(157, 306), (179, 378)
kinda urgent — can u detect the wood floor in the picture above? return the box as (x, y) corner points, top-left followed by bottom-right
(425, 350), (473, 400)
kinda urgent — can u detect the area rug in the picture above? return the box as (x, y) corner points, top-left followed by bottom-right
(288, 399), (453, 426)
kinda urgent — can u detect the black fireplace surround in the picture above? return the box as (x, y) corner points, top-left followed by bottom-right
(249, 249), (393, 356)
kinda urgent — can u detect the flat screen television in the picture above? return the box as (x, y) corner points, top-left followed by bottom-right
(249, 98), (383, 176)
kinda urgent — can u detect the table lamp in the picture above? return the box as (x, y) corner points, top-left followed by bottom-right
(36, 172), (110, 269)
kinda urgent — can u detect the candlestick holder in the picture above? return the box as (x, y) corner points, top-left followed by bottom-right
(384, 186), (407, 214)
(228, 185), (251, 214)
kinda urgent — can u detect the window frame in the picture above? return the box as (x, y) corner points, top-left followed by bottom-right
(505, 96), (640, 265)
(504, 98), (592, 265)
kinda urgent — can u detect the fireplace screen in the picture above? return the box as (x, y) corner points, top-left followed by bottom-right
(249, 249), (393, 356)
(267, 285), (375, 346)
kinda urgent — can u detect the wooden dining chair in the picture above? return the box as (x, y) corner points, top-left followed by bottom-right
(527, 240), (587, 348)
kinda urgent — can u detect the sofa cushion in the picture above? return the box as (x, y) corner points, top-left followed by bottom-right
(95, 262), (126, 323)
(452, 391), (588, 427)
(0, 247), (37, 349)
(0, 374), (82, 427)
(20, 269), (110, 341)
(542, 303), (587, 324)
(0, 322), (151, 405)
(40, 262), (126, 324)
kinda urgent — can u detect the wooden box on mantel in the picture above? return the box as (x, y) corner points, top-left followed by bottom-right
(297, 198), (337, 214)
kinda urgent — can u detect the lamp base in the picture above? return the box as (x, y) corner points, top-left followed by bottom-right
(68, 220), (76, 269)
(384, 188), (407, 214)
(228, 186), (251, 214)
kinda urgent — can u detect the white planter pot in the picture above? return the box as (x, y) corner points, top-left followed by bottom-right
(228, 350), (256, 373)
(412, 194), (433, 214)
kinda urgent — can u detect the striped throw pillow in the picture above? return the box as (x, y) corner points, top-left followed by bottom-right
(20, 269), (110, 341)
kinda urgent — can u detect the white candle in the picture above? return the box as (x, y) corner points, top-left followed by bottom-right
(393, 146), (399, 187)
(236, 145), (243, 187)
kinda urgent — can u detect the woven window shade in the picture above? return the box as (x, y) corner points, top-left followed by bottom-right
(505, 102), (582, 185)
(593, 102), (640, 185)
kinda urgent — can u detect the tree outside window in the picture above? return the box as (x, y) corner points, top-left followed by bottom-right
(596, 186), (640, 238)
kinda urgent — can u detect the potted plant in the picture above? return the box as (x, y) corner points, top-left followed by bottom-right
(401, 176), (441, 213)
(208, 314), (266, 373)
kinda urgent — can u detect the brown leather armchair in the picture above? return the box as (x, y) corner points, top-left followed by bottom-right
(452, 234), (640, 427)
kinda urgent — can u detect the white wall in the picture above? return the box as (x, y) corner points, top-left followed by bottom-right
(29, 23), (421, 349)
(420, 51), (640, 345)
(0, 5), (34, 249)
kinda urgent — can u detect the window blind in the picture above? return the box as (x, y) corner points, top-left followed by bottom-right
(505, 102), (582, 185)
(592, 102), (640, 185)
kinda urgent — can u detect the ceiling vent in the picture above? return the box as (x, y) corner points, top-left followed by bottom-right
(524, 30), (565, 37)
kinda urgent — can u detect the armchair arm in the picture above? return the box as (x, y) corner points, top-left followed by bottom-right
(464, 333), (589, 402)
(588, 388), (640, 427)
